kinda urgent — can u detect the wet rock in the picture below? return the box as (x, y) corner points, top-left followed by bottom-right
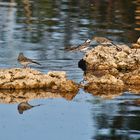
(79, 38), (140, 92)
(126, 85), (140, 94)
(0, 68), (79, 94)
(82, 44), (138, 71)
(122, 69), (140, 85)
(84, 73), (124, 90)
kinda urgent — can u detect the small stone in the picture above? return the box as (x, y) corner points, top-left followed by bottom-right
(79, 38), (140, 93)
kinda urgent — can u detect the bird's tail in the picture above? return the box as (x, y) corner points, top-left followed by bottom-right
(34, 104), (44, 107)
(111, 42), (118, 47)
(32, 60), (41, 65)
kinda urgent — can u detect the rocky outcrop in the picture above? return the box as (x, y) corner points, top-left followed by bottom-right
(131, 37), (140, 49)
(79, 37), (140, 95)
(0, 68), (79, 93)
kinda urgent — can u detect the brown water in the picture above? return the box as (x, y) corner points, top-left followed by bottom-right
(0, 0), (140, 140)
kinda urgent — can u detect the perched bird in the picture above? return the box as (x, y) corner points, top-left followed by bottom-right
(17, 52), (41, 68)
(65, 39), (91, 52)
(92, 36), (122, 51)
(17, 102), (42, 114)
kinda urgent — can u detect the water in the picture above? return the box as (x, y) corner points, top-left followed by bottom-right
(0, 0), (140, 139)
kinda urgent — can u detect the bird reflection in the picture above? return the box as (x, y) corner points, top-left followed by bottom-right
(17, 102), (42, 114)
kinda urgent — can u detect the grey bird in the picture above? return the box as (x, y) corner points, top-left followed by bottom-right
(92, 36), (122, 51)
(17, 52), (41, 68)
(65, 39), (91, 52)
(17, 102), (42, 114)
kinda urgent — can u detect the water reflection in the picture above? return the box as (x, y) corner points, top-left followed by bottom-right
(91, 93), (140, 139)
(0, 0), (140, 139)
(0, 0), (16, 44)
(22, 0), (32, 25)
(0, 90), (77, 104)
(17, 101), (42, 114)
(14, 0), (140, 44)
(134, 0), (140, 31)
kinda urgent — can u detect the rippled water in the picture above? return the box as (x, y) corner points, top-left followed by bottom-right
(0, 0), (140, 140)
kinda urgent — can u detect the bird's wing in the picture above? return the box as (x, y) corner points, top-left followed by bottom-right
(31, 60), (41, 65)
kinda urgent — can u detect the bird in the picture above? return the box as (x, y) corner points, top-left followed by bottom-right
(17, 52), (41, 68)
(65, 39), (91, 52)
(92, 36), (122, 51)
(17, 102), (42, 114)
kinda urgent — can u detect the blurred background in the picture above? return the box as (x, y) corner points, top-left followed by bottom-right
(0, 0), (140, 140)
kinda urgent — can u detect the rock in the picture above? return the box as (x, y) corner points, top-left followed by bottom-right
(0, 68), (79, 94)
(82, 45), (135, 71)
(79, 39), (140, 93)
(48, 71), (66, 79)
(131, 37), (140, 48)
(131, 43), (140, 49)
(84, 73), (124, 90)
(126, 85), (140, 94)
(122, 68), (140, 85)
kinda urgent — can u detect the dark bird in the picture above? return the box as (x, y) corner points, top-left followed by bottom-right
(17, 52), (41, 68)
(92, 36), (122, 51)
(65, 39), (91, 52)
(17, 102), (42, 114)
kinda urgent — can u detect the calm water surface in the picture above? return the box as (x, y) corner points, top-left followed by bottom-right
(0, 0), (140, 140)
